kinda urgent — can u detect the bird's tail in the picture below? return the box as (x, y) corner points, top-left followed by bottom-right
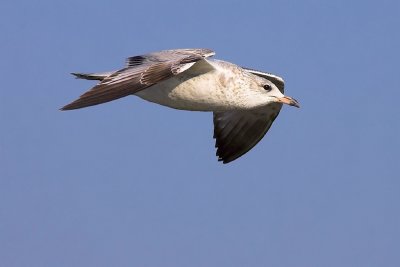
(61, 71), (135, 111)
(71, 71), (114, 81)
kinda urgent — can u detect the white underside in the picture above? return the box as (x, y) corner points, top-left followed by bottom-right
(134, 60), (264, 111)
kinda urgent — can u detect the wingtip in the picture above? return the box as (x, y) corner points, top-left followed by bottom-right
(60, 101), (81, 111)
(217, 156), (231, 164)
(71, 72), (80, 79)
(59, 105), (71, 111)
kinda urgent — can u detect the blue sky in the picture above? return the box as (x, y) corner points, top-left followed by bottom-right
(1, 0), (399, 266)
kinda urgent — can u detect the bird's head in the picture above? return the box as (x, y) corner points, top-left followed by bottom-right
(245, 72), (300, 109)
(260, 79), (300, 108)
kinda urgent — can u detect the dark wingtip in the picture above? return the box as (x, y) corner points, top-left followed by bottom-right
(71, 72), (79, 78)
(59, 105), (72, 111)
(217, 156), (232, 164)
(59, 100), (83, 111)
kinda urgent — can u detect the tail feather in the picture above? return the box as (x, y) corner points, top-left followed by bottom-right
(61, 71), (137, 110)
(71, 71), (114, 81)
(60, 83), (135, 111)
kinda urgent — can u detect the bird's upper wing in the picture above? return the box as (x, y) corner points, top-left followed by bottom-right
(61, 48), (215, 110)
(126, 48), (215, 67)
(242, 68), (285, 93)
(213, 104), (282, 164)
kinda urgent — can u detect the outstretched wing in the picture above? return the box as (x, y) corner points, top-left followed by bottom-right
(126, 48), (215, 67)
(213, 104), (282, 164)
(61, 48), (215, 110)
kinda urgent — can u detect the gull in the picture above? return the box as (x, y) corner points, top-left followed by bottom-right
(61, 48), (299, 163)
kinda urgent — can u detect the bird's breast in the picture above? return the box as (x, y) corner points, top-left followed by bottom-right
(135, 69), (246, 111)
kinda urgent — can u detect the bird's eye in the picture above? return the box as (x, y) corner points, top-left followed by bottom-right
(263, 84), (272, 91)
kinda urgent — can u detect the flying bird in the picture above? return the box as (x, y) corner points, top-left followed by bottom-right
(61, 48), (299, 163)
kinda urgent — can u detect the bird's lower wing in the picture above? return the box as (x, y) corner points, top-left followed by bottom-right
(213, 104), (282, 164)
(61, 49), (215, 110)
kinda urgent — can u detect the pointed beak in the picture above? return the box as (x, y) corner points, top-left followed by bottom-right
(276, 96), (300, 108)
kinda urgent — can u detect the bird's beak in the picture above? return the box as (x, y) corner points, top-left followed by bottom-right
(276, 96), (300, 108)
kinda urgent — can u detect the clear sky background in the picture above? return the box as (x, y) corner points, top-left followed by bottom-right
(1, 0), (399, 266)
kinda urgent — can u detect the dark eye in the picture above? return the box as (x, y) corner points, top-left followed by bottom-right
(263, 84), (272, 91)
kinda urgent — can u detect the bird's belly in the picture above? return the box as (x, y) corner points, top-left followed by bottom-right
(135, 72), (236, 111)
